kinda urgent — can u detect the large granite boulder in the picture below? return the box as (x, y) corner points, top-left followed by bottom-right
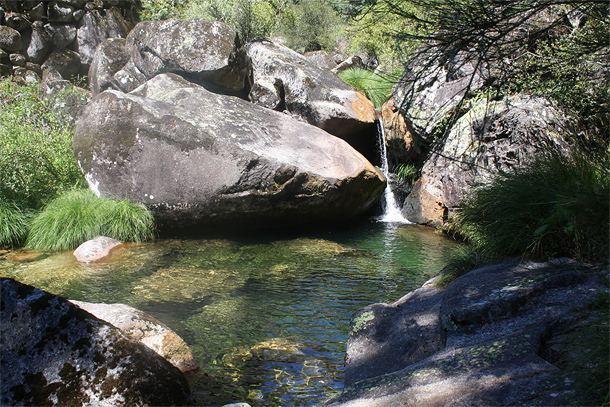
(0, 278), (194, 406)
(403, 95), (568, 226)
(328, 258), (608, 407)
(73, 73), (385, 232)
(246, 40), (376, 139)
(121, 18), (248, 95)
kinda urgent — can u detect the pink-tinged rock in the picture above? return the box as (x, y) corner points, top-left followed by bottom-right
(71, 300), (199, 376)
(73, 236), (122, 262)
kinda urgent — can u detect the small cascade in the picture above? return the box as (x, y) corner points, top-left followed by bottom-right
(376, 120), (411, 224)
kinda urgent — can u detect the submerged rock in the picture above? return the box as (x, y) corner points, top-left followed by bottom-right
(328, 258), (608, 407)
(0, 278), (193, 406)
(71, 300), (199, 375)
(73, 236), (122, 263)
(73, 73), (385, 232)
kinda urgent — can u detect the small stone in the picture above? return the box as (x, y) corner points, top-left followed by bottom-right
(4, 12), (31, 31)
(27, 2), (47, 21)
(48, 1), (74, 22)
(72, 8), (85, 21)
(9, 53), (25, 66)
(73, 236), (122, 262)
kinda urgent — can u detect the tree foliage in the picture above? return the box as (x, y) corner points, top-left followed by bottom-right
(355, 0), (609, 149)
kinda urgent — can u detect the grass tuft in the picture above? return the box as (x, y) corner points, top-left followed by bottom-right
(451, 150), (609, 263)
(26, 189), (156, 252)
(338, 68), (397, 110)
(0, 201), (31, 248)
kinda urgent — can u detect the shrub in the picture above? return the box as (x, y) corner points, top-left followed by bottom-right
(0, 201), (31, 248)
(451, 150), (609, 263)
(338, 68), (397, 110)
(0, 78), (86, 209)
(26, 189), (156, 252)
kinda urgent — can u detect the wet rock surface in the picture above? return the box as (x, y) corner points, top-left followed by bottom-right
(74, 73), (385, 232)
(0, 278), (194, 406)
(328, 258), (608, 407)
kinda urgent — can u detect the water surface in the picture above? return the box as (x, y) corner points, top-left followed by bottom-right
(0, 221), (463, 406)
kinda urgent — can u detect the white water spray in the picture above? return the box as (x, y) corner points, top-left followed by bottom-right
(376, 120), (411, 224)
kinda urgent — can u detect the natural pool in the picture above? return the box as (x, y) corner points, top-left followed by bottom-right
(0, 220), (463, 406)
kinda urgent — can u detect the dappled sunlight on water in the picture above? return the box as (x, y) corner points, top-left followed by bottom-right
(0, 221), (463, 406)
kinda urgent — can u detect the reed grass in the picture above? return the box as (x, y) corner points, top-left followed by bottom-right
(26, 189), (156, 252)
(451, 150), (609, 263)
(338, 68), (397, 110)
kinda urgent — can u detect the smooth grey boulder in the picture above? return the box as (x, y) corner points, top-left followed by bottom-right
(76, 7), (132, 68)
(73, 73), (385, 231)
(125, 18), (248, 94)
(246, 40), (377, 138)
(0, 278), (194, 406)
(329, 258), (608, 407)
(70, 300), (200, 375)
(403, 95), (568, 227)
(88, 37), (129, 96)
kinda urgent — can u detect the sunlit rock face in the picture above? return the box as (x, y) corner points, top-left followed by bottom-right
(0, 278), (193, 406)
(246, 40), (376, 139)
(74, 73), (385, 232)
(402, 95), (569, 227)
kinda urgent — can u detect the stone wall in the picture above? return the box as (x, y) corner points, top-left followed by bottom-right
(0, 0), (139, 84)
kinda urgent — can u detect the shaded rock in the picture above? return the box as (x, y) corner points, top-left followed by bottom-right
(0, 26), (22, 52)
(26, 2), (47, 21)
(331, 55), (366, 75)
(73, 73), (385, 231)
(124, 18), (248, 94)
(9, 53), (25, 66)
(48, 1), (74, 22)
(112, 58), (146, 93)
(403, 95), (568, 227)
(45, 23), (78, 49)
(76, 7), (132, 69)
(4, 12), (31, 31)
(88, 37), (129, 96)
(70, 300), (199, 375)
(329, 258), (608, 407)
(246, 40), (377, 138)
(42, 48), (81, 80)
(0, 278), (194, 406)
(73, 236), (122, 263)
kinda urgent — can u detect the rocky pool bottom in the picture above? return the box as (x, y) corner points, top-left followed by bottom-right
(0, 221), (464, 406)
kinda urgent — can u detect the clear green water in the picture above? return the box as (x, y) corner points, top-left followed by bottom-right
(0, 221), (463, 406)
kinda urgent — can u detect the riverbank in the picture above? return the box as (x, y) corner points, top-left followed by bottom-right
(327, 257), (609, 407)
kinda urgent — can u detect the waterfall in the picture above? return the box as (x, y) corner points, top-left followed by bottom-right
(376, 120), (411, 224)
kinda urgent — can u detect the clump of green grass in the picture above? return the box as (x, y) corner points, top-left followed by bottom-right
(26, 189), (156, 252)
(451, 150), (609, 263)
(338, 68), (398, 110)
(0, 201), (31, 248)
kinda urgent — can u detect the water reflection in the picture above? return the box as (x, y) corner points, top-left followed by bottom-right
(0, 221), (462, 406)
